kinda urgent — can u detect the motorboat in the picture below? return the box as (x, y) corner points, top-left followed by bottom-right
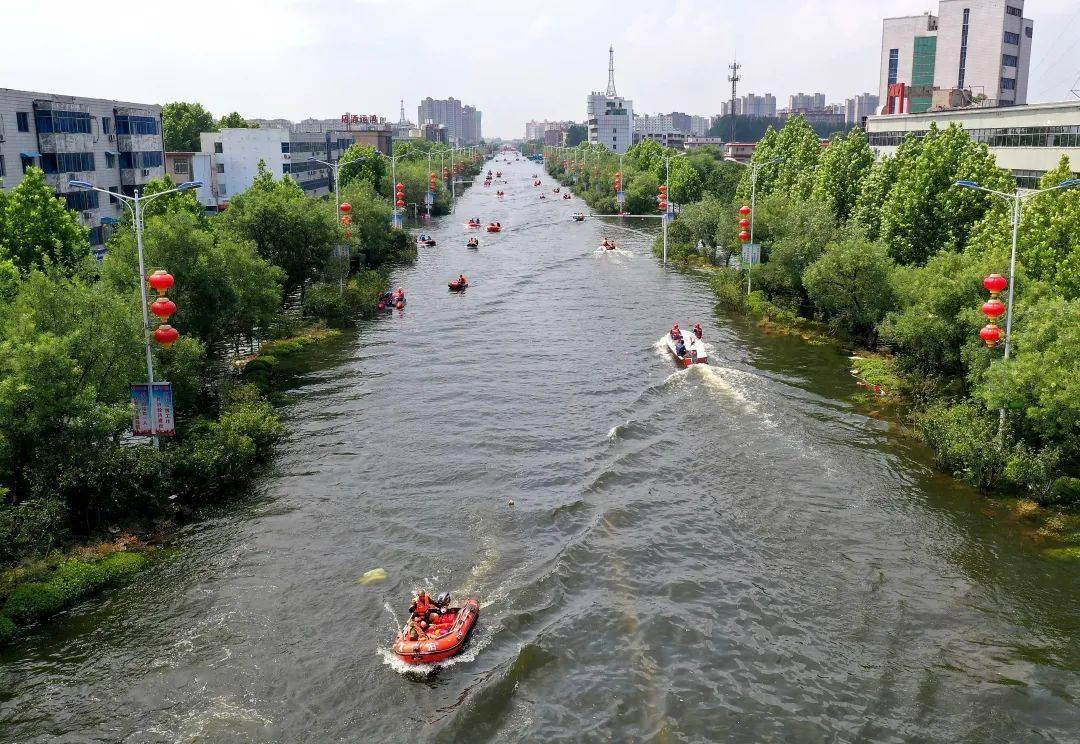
(467, 220), (481, 229)
(665, 327), (708, 367)
(393, 598), (480, 665)
(599, 241), (617, 251)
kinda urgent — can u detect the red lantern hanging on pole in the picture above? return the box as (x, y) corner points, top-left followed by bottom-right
(658, 184), (668, 211)
(979, 324), (1002, 347)
(739, 205), (751, 217)
(150, 296), (176, 322)
(148, 270), (174, 294)
(983, 273), (1008, 294)
(739, 218), (750, 229)
(981, 299), (1005, 319)
(978, 274), (1008, 347)
(395, 182), (405, 208)
(339, 202), (352, 213)
(739, 230), (751, 242)
(153, 324), (180, 347)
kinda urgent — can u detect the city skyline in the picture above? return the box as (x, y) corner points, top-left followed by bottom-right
(4, 0), (1079, 139)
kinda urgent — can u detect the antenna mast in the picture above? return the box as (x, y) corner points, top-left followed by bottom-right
(399, 99), (407, 124)
(727, 58), (742, 143)
(606, 45), (618, 97)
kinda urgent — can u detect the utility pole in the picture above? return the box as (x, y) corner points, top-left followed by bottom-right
(727, 58), (742, 145)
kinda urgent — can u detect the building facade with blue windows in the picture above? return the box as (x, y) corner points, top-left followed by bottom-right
(0, 88), (164, 251)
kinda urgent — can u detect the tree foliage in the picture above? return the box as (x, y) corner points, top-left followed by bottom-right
(805, 236), (894, 339)
(812, 128), (875, 223)
(162, 101), (218, 151)
(0, 168), (91, 275)
(218, 112), (253, 129)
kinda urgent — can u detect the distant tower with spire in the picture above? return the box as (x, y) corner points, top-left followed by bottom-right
(398, 99), (407, 124)
(586, 44), (634, 153)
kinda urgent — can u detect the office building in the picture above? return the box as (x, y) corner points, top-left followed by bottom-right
(865, 99), (1080, 188)
(0, 88), (164, 248)
(845, 93), (881, 125)
(587, 47), (634, 154)
(880, 1), (1033, 114)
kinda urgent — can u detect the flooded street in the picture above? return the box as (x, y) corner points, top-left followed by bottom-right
(2, 156), (1078, 743)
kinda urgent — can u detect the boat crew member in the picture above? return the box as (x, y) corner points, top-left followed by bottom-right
(676, 339), (687, 357)
(693, 323), (703, 339)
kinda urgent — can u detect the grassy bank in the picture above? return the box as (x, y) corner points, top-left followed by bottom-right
(0, 539), (151, 644)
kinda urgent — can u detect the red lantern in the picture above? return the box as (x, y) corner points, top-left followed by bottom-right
(341, 215), (352, 226)
(739, 218), (750, 229)
(153, 324), (179, 347)
(982, 299), (1006, 319)
(739, 230), (751, 242)
(658, 185), (667, 193)
(148, 270), (174, 293)
(150, 296), (176, 321)
(615, 171), (622, 178)
(339, 202), (352, 213)
(739, 205), (751, 216)
(979, 324), (1002, 346)
(983, 273), (1008, 294)
(395, 200), (405, 207)
(344, 230), (354, 238)
(395, 182), (404, 190)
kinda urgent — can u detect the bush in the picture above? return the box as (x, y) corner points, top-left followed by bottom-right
(0, 498), (67, 567)
(804, 237), (894, 340)
(917, 401), (1003, 491)
(303, 282), (347, 322)
(347, 269), (390, 316)
(1, 552), (148, 626)
(0, 614), (15, 643)
(710, 268), (747, 311)
(747, 291), (799, 326)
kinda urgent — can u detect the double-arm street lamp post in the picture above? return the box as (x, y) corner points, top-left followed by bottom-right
(726, 156), (783, 294)
(69, 178), (203, 448)
(955, 177), (1080, 434)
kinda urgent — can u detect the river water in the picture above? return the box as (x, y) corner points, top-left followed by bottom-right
(1, 156), (1078, 743)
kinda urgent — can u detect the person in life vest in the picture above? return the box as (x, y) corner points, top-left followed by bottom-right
(675, 338), (687, 357)
(693, 323), (703, 339)
(671, 323), (682, 341)
(458, 274), (468, 286)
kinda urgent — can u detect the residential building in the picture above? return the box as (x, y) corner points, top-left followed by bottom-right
(635, 130), (687, 149)
(719, 99), (742, 117)
(669, 112), (692, 133)
(462, 105), (482, 144)
(417, 97), (482, 145)
(779, 108), (846, 127)
(422, 123), (449, 145)
(525, 120), (575, 141)
(789, 93), (827, 111)
(684, 136), (727, 150)
(865, 99), (1080, 187)
(723, 142), (758, 162)
(0, 88), (164, 249)
(690, 116), (710, 136)
(845, 93), (881, 125)
(743, 93), (778, 118)
(198, 127), (351, 208)
(587, 46), (634, 154)
(543, 127), (565, 146)
(879, 1), (1032, 114)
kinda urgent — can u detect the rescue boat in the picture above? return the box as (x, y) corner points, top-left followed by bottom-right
(665, 328), (707, 367)
(393, 599), (480, 666)
(486, 224), (501, 233)
(416, 238), (436, 247)
(572, 214), (586, 221)
(467, 239), (479, 249)
(448, 278), (469, 291)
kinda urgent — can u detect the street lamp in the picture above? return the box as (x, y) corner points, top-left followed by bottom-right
(726, 155), (782, 292)
(308, 156), (351, 294)
(661, 151), (689, 265)
(69, 178), (202, 448)
(954, 177), (1080, 433)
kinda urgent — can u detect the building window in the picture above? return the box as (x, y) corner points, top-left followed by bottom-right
(219, 184), (227, 196)
(1006, 5), (1022, 17)
(887, 49), (899, 85)
(1004, 31), (1020, 44)
(1001, 77), (1017, 91)
(35, 110), (92, 134)
(102, 117), (111, 135)
(89, 225), (105, 246)
(214, 142), (223, 154)
(63, 190), (99, 211)
(280, 142), (290, 153)
(108, 186), (119, 204)
(105, 152), (116, 168)
(173, 159), (189, 174)
(119, 151), (163, 169)
(1025, 26), (1032, 38)
(20, 155), (36, 173)
(1002, 54), (1018, 67)
(40, 152), (95, 173)
(215, 163), (225, 174)
(16, 112), (29, 132)
(958, 8), (970, 88)
(114, 115), (159, 136)
(0, 155), (4, 179)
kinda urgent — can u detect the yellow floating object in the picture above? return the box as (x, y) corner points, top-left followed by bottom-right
(358, 568), (388, 585)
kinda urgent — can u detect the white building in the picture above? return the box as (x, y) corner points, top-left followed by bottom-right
(0, 87), (164, 249)
(880, 1), (1033, 114)
(865, 100), (1080, 188)
(587, 46), (634, 154)
(197, 127), (351, 208)
(690, 115), (710, 136)
(789, 93), (827, 111)
(845, 93), (881, 125)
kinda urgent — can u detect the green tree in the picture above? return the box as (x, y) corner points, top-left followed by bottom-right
(812, 128), (875, 223)
(566, 124), (587, 147)
(625, 139), (666, 176)
(218, 164), (338, 302)
(966, 155), (1080, 298)
(162, 102), (217, 151)
(218, 112), (252, 129)
(339, 143), (389, 195)
(735, 126), (781, 202)
(624, 170), (660, 215)
(668, 157), (703, 205)
(768, 116), (823, 201)
(879, 123), (1012, 265)
(0, 168), (91, 275)
(804, 237), (895, 339)
(849, 134), (922, 241)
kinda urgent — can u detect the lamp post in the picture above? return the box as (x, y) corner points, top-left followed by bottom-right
(307, 156), (351, 294)
(726, 155), (782, 293)
(69, 178), (202, 448)
(955, 177), (1080, 435)
(660, 151), (688, 266)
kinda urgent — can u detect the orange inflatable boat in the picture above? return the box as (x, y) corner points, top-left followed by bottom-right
(393, 598), (480, 665)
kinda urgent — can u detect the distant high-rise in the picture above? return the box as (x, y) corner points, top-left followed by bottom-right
(879, 0), (1033, 113)
(586, 46), (633, 153)
(788, 92), (827, 111)
(417, 97), (483, 145)
(845, 93), (880, 125)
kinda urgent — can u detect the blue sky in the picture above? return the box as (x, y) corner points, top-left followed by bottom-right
(5, 0), (1079, 138)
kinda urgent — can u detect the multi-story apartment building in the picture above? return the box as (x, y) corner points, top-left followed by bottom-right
(880, 1), (1033, 113)
(197, 127), (350, 208)
(789, 93), (827, 111)
(845, 93), (881, 124)
(417, 98), (483, 145)
(690, 115), (710, 136)
(0, 88), (164, 249)
(588, 92), (634, 153)
(721, 94), (778, 118)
